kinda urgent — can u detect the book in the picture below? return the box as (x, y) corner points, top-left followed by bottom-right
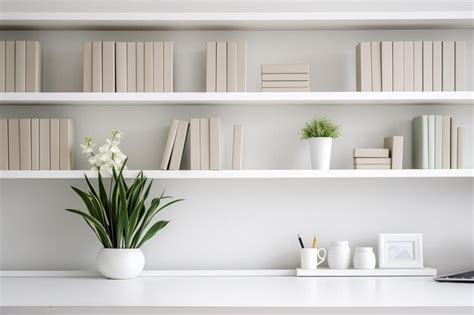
(0, 119), (8, 169)
(8, 119), (20, 170)
(442, 41), (455, 91)
(353, 164), (391, 170)
(356, 42), (372, 92)
(412, 116), (428, 169)
(5, 41), (15, 92)
(50, 119), (60, 170)
(26, 41), (42, 92)
(102, 41), (115, 92)
(353, 148), (389, 158)
(127, 42), (136, 92)
(432, 41), (442, 91)
(413, 41), (423, 91)
(261, 73), (309, 81)
(144, 42), (154, 92)
(370, 42), (381, 92)
(422, 41), (433, 91)
(31, 118), (39, 170)
(169, 120), (189, 170)
(261, 81), (309, 88)
(434, 115), (442, 169)
(261, 64), (309, 73)
(83, 41), (92, 92)
(15, 41), (26, 92)
(153, 42), (164, 92)
(381, 41), (392, 91)
(92, 41), (102, 92)
(209, 117), (220, 170)
(0, 41), (4, 92)
(261, 87), (310, 92)
(216, 41), (227, 92)
(457, 127), (464, 169)
(232, 125), (243, 170)
(393, 41), (404, 91)
(450, 117), (457, 169)
(206, 42), (216, 92)
(163, 42), (173, 92)
(200, 118), (210, 170)
(189, 118), (200, 170)
(428, 115), (435, 169)
(353, 157), (392, 165)
(403, 41), (414, 91)
(115, 42), (127, 92)
(442, 116), (451, 169)
(160, 119), (179, 170)
(226, 41), (237, 92)
(59, 119), (74, 170)
(39, 119), (50, 170)
(383, 136), (403, 169)
(19, 119), (31, 170)
(136, 42), (144, 92)
(455, 41), (466, 91)
(237, 41), (247, 92)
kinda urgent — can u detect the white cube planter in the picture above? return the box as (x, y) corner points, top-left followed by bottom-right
(96, 248), (145, 279)
(308, 137), (333, 170)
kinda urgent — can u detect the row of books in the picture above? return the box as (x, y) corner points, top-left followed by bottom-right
(261, 64), (310, 92)
(413, 115), (463, 169)
(356, 41), (466, 92)
(206, 41), (247, 92)
(353, 136), (403, 169)
(0, 41), (42, 92)
(83, 41), (174, 93)
(0, 119), (73, 170)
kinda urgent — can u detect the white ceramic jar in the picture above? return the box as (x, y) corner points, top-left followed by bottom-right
(328, 241), (351, 269)
(96, 248), (145, 279)
(353, 247), (376, 269)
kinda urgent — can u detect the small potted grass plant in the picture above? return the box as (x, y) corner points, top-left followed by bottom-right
(66, 130), (183, 279)
(300, 118), (341, 170)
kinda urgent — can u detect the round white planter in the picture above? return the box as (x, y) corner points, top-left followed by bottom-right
(308, 137), (333, 170)
(96, 248), (145, 279)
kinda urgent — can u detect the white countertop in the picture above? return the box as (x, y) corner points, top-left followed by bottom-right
(1, 276), (473, 308)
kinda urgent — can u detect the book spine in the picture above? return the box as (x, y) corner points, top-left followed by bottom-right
(450, 118), (457, 169)
(206, 42), (216, 92)
(0, 119), (8, 169)
(381, 41), (392, 91)
(102, 41), (115, 92)
(59, 119), (74, 170)
(190, 118), (201, 170)
(392, 41), (404, 91)
(428, 115), (435, 169)
(261, 64), (309, 73)
(261, 81), (309, 88)
(434, 115), (442, 169)
(226, 41), (238, 92)
(354, 157), (392, 165)
(19, 119), (31, 170)
(160, 119), (179, 170)
(353, 148), (389, 158)
(15, 41), (26, 92)
(262, 73), (309, 81)
(353, 164), (391, 170)
(403, 41), (414, 91)
(209, 117), (221, 170)
(115, 42), (127, 92)
(83, 41), (92, 92)
(200, 118), (210, 170)
(237, 41), (247, 92)
(441, 116), (451, 169)
(169, 120), (189, 170)
(356, 43), (372, 91)
(457, 127), (464, 169)
(0, 41), (4, 92)
(422, 41), (433, 91)
(5, 41), (15, 92)
(163, 42), (174, 92)
(232, 125), (244, 170)
(370, 42), (381, 92)
(39, 119), (50, 170)
(261, 87), (310, 92)
(92, 41), (102, 92)
(127, 42), (136, 92)
(144, 42), (154, 92)
(455, 41), (466, 91)
(31, 118), (39, 170)
(136, 42), (144, 92)
(26, 41), (41, 92)
(432, 41), (442, 91)
(442, 41), (455, 91)
(7, 119), (20, 170)
(153, 42), (164, 92)
(383, 136), (403, 169)
(216, 41), (227, 92)
(413, 41), (423, 91)
(412, 116), (428, 169)
(50, 119), (60, 170)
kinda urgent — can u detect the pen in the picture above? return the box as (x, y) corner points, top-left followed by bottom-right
(312, 235), (317, 248)
(297, 234), (305, 248)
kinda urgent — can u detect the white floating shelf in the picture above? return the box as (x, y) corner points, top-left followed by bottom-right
(296, 267), (437, 277)
(0, 92), (472, 106)
(0, 169), (472, 179)
(1, 11), (473, 30)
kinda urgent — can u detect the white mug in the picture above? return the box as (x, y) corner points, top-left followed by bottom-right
(300, 248), (327, 269)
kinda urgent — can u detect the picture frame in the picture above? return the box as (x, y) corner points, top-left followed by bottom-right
(378, 233), (423, 268)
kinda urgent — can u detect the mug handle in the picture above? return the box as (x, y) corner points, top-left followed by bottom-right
(316, 248), (327, 266)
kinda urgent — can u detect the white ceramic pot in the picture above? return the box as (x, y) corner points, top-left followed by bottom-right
(353, 247), (376, 269)
(328, 241), (351, 269)
(96, 248), (145, 279)
(308, 137), (333, 170)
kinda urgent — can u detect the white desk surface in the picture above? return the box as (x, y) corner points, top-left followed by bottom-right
(0, 276), (473, 308)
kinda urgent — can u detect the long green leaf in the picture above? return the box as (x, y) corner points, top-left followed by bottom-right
(65, 208), (113, 247)
(136, 220), (169, 248)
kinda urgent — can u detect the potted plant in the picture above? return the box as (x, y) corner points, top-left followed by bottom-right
(300, 118), (341, 170)
(66, 130), (183, 279)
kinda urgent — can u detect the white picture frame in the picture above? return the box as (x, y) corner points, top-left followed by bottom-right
(378, 233), (423, 268)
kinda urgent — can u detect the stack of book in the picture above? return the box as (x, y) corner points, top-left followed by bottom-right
(83, 41), (174, 93)
(356, 41), (466, 91)
(0, 119), (73, 170)
(353, 136), (403, 170)
(413, 115), (464, 169)
(260, 64), (310, 92)
(1, 41), (42, 92)
(206, 41), (247, 92)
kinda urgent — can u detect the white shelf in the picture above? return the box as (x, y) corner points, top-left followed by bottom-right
(1, 11), (473, 30)
(296, 267), (437, 277)
(0, 92), (472, 106)
(1, 169), (472, 179)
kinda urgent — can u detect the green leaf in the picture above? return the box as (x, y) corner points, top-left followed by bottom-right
(65, 208), (113, 247)
(136, 220), (169, 248)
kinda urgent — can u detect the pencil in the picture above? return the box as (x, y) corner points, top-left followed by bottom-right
(312, 235), (317, 248)
(297, 234), (305, 248)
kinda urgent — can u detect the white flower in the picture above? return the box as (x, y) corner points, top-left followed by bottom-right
(82, 130), (127, 175)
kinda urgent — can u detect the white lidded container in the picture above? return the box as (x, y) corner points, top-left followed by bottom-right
(353, 247), (376, 269)
(328, 241), (351, 269)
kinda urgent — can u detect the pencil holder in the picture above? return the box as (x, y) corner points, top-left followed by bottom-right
(300, 248), (327, 269)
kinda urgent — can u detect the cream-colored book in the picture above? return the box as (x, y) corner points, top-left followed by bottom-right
(403, 41), (414, 91)
(153, 42), (164, 92)
(370, 42), (381, 92)
(0, 119), (8, 169)
(136, 42), (144, 92)
(115, 42), (127, 92)
(0, 41), (5, 92)
(144, 42), (154, 92)
(209, 117), (220, 170)
(383, 136), (403, 169)
(160, 119), (179, 170)
(39, 119), (50, 170)
(434, 115), (442, 169)
(413, 41), (423, 91)
(102, 41), (115, 92)
(92, 41), (102, 92)
(8, 119), (20, 170)
(5, 41), (15, 92)
(206, 42), (216, 92)
(189, 118), (200, 170)
(422, 41), (432, 91)
(59, 119), (74, 170)
(261, 87), (310, 92)
(200, 118), (210, 170)
(50, 119), (60, 170)
(354, 164), (391, 170)
(82, 41), (92, 92)
(261, 64), (309, 73)
(232, 125), (243, 170)
(353, 157), (392, 165)
(450, 117), (457, 169)
(163, 42), (174, 92)
(127, 42), (136, 92)
(15, 41), (26, 92)
(432, 41), (442, 91)
(169, 120), (189, 170)
(455, 41), (466, 91)
(353, 148), (389, 158)
(261, 81), (309, 88)
(26, 41), (42, 92)
(457, 127), (464, 169)
(442, 41), (455, 91)
(262, 73), (309, 81)
(19, 119), (31, 170)
(442, 115), (451, 169)
(428, 115), (434, 169)
(226, 41), (238, 92)
(381, 41), (392, 91)
(31, 118), (39, 170)
(237, 41), (247, 92)
(392, 41), (404, 92)
(216, 41), (227, 92)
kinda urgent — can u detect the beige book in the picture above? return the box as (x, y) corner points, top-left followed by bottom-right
(226, 41), (238, 92)
(206, 42), (216, 92)
(169, 120), (189, 170)
(8, 119), (20, 170)
(127, 42), (136, 92)
(383, 136), (403, 169)
(354, 164), (391, 170)
(455, 41), (466, 91)
(83, 41), (92, 92)
(0, 42), (5, 92)
(261, 81), (309, 88)
(457, 127), (464, 169)
(0, 119), (8, 169)
(92, 41), (102, 92)
(200, 118), (210, 170)
(261, 64), (309, 73)
(115, 42), (127, 92)
(15, 41), (26, 92)
(381, 41), (392, 91)
(5, 41), (15, 92)
(432, 41), (442, 91)
(261, 73), (309, 81)
(26, 41), (42, 92)
(413, 41), (423, 91)
(422, 41), (433, 91)
(39, 119), (50, 170)
(216, 41), (227, 92)
(392, 42), (404, 91)
(442, 41), (455, 91)
(31, 118), (39, 170)
(144, 42), (154, 92)
(450, 117), (457, 169)
(19, 119), (31, 170)
(261, 87), (310, 92)
(153, 42), (164, 92)
(353, 148), (389, 158)
(160, 119), (179, 170)
(370, 42), (381, 92)
(59, 119), (74, 170)
(403, 42), (414, 91)
(136, 42), (144, 92)
(237, 41), (247, 92)
(189, 118), (200, 170)
(163, 42), (174, 92)
(102, 41), (115, 92)
(434, 115), (442, 169)
(209, 117), (220, 170)
(442, 115), (451, 169)
(353, 157), (392, 165)
(50, 119), (60, 170)
(232, 125), (243, 170)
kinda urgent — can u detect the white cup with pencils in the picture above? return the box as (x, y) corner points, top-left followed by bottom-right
(299, 235), (327, 269)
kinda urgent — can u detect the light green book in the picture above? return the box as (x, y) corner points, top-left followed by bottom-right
(412, 116), (428, 169)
